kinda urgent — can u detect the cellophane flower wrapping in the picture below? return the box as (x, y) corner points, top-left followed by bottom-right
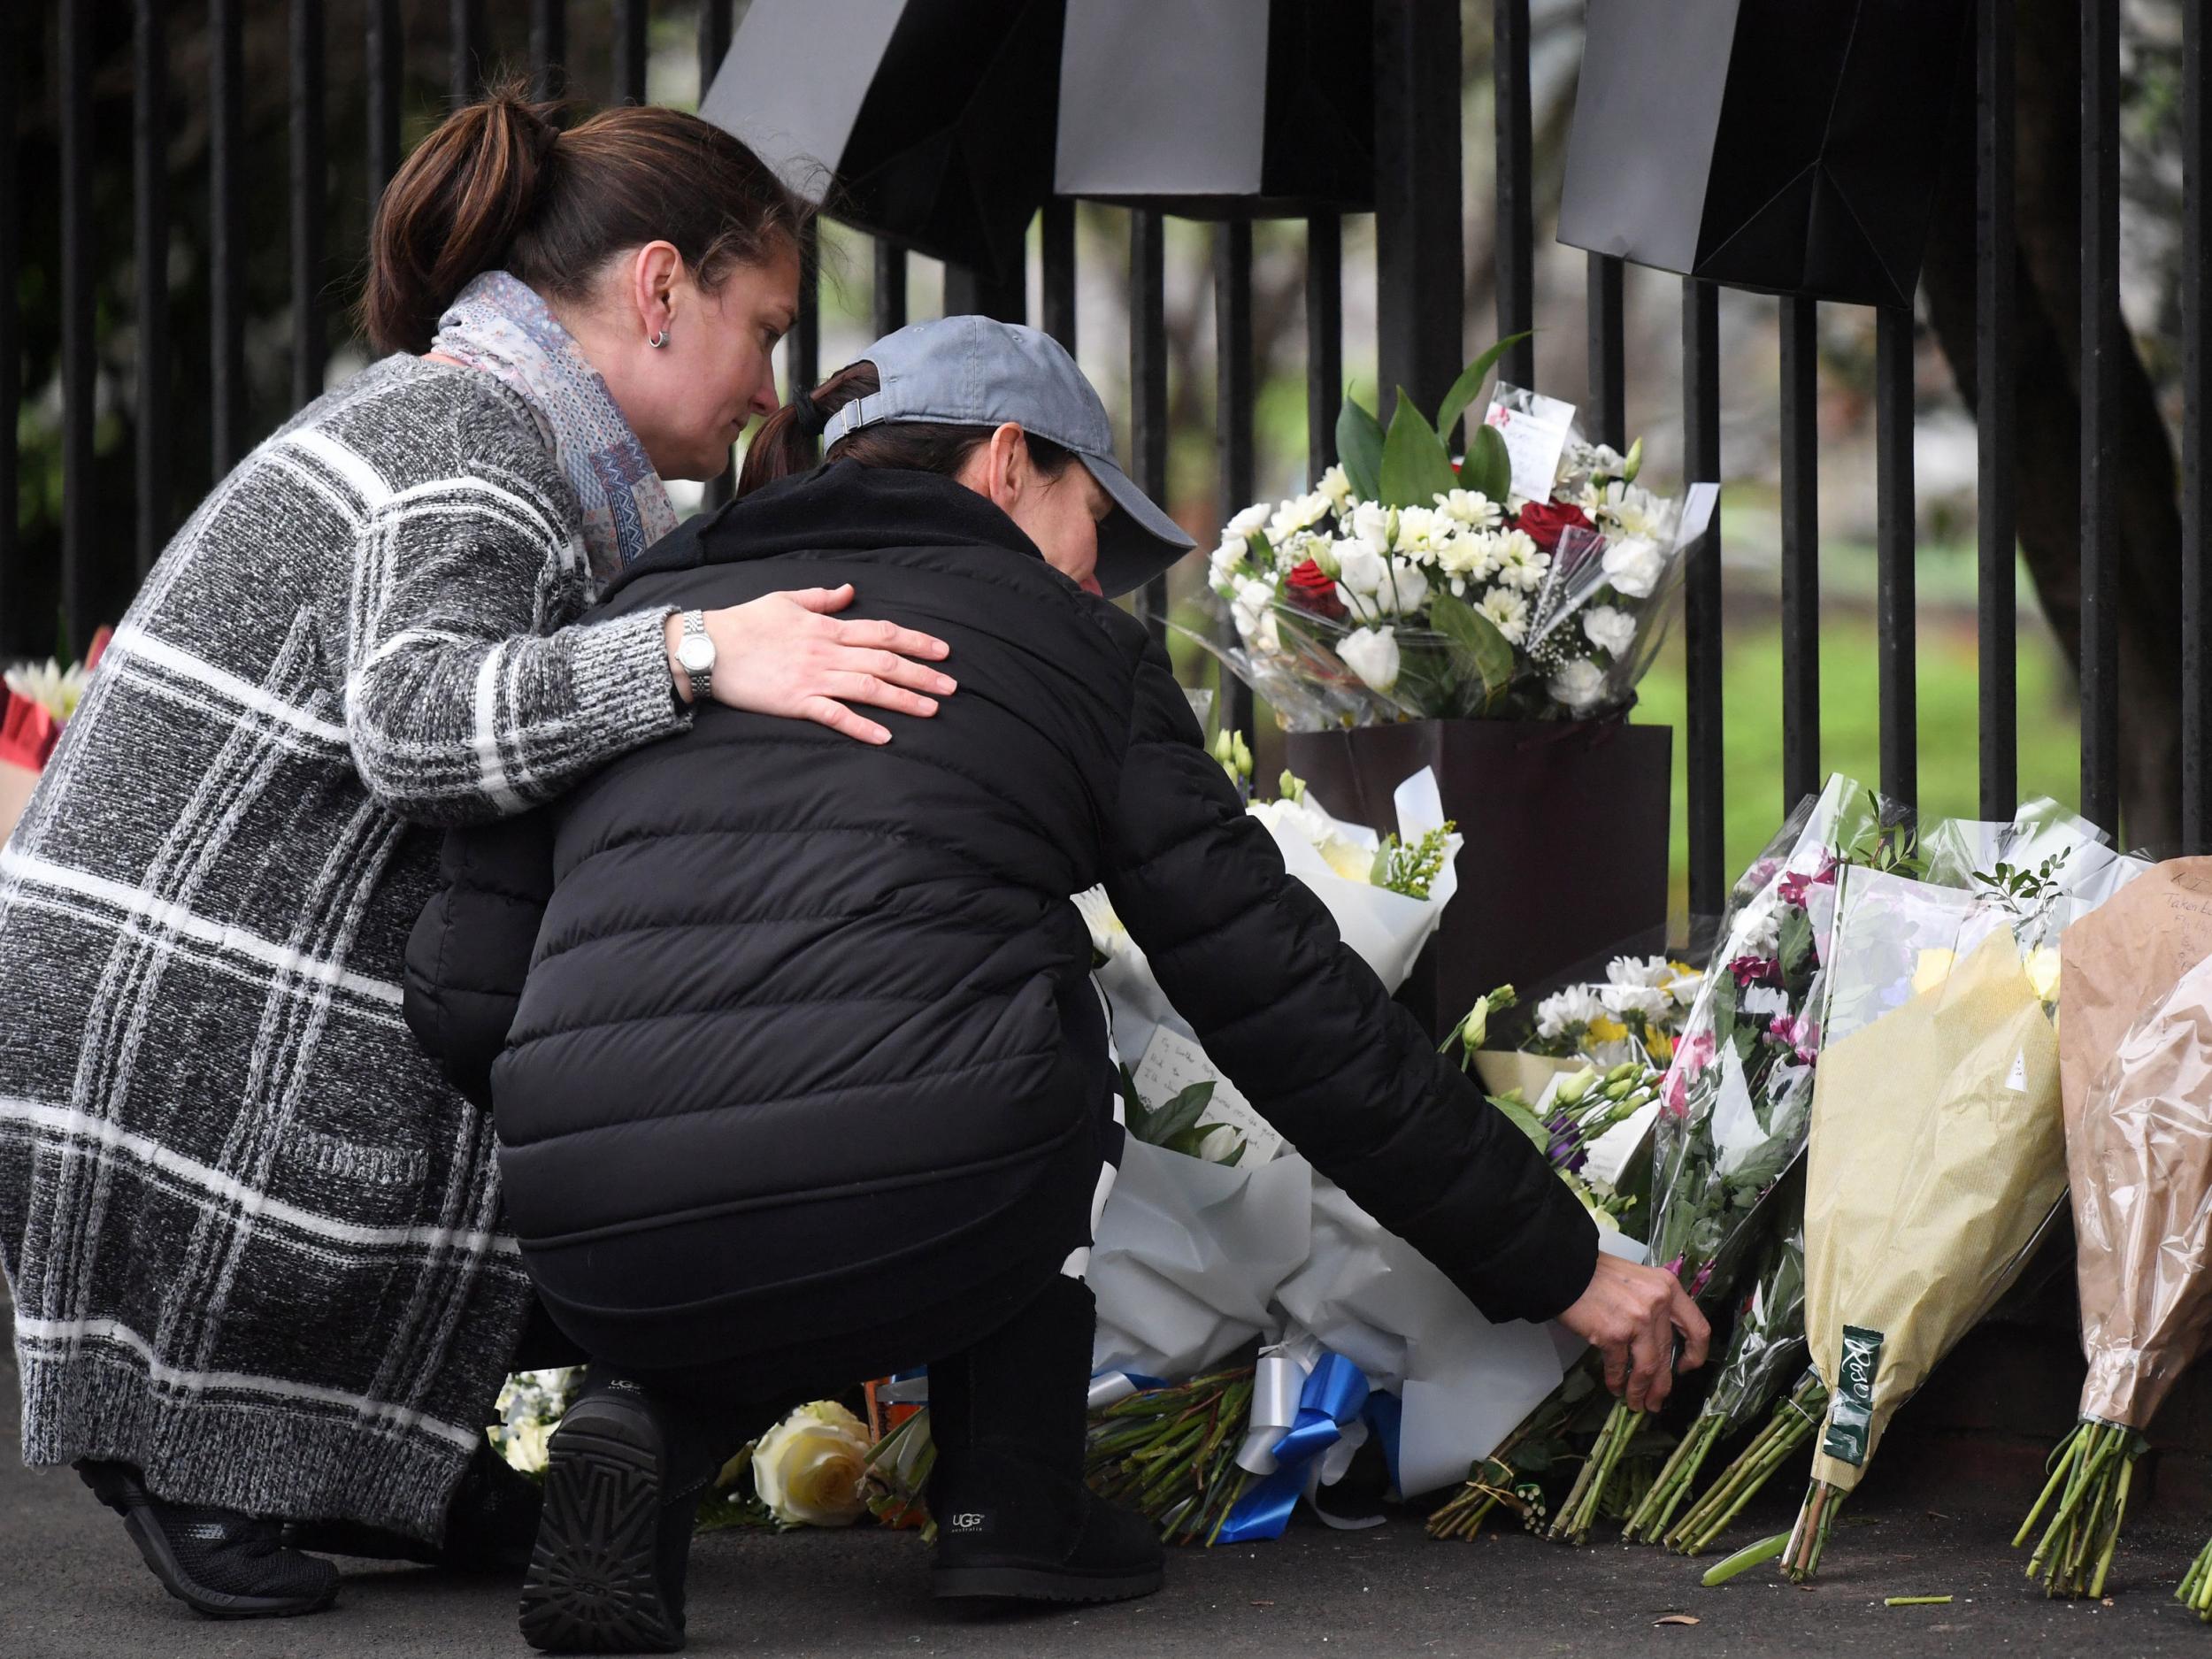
(1642, 774), (1885, 1304)
(1701, 1222), (1809, 1437)
(1800, 812), (2145, 1494)
(2069, 929), (2212, 1431)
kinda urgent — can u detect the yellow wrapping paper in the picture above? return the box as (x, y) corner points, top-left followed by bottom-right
(1803, 932), (2067, 1492)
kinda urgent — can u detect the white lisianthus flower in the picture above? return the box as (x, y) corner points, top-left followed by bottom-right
(1536, 985), (1606, 1040)
(1317, 463), (1355, 514)
(1374, 557), (1428, 616)
(1194, 1124), (1244, 1164)
(1475, 587), (1530, 646)
(1392, 504), (1452, 565)
(1333, 539), (1386, 618)
(1338, 626), (1401, 695)
(752, 1401), (872, 1527)
(1582, 603), (1637, 657)
(1209, 541), (1247, 593)
(1433, 487), (1504, 530)
(1224, 500), (1273, 542)
(1600, 535), (1668, 599)
(1490, 530), (1550, 593)
(1231, 575), (1281, 653)
(1269, 489), (1334, 544)
(1348, 500), (1395, 556)
(1548, 657), (1608, 711)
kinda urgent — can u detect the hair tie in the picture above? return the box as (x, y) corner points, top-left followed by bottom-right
(794, 390), (831, 438)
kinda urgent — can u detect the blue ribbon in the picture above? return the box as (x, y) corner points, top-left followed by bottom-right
(1218, 1352), (1371, 1543)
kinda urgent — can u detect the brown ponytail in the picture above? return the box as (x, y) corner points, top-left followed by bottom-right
(739, 362), (1077, 497)
(363, 81), (808, 356)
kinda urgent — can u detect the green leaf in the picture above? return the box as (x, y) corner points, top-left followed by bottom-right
(1379, 389), (1461, 510)
(1148, 1081), (1216, 1146)
(1460, 423), (1512, 503)
(1487, 1090), (1552, 1156)
(1433, 332), (1533, 441)
(1336, 392), (1385, 503)
(1425, 590), (1517, 710)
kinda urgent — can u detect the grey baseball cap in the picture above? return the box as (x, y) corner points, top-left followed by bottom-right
(822, 315), (1195, 598)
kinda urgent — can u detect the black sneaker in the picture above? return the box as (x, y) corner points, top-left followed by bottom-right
(77, 1460), (341, 1620)
(517, 1379), (703, 1655)
(928, 1444), (1164, 1604)
(284, 1441), (545, 1575)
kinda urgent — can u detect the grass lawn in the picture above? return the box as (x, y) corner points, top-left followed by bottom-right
(1632, 611), (2085, 925)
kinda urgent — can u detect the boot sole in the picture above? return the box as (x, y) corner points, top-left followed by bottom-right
(80, 1468), (339, 1621)
(518, 1410), (684, 1655)
(933, 1563), (1165, 1603)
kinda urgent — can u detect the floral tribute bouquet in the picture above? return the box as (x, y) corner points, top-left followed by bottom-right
(1623, 1218), (1809, 1545)
(2004, 863), (2212, 1601)
(1772, 809), (2147, 1583)
(1, 629), (108, 844)
(1202, 339), (1709, 729)
(1542, 776), (1896, 1544)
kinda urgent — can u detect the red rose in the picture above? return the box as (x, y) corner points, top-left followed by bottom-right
(1515, 498), (1594, 551)
(1285, 558), (1347, 620)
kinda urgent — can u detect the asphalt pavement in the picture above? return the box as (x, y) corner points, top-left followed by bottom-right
(6, 1343), (2208, 1659)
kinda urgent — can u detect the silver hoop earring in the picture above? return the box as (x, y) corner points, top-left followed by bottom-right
(647, 329), (668, 349)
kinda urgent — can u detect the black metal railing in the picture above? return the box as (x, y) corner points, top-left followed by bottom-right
(4, 0), (2208, 891)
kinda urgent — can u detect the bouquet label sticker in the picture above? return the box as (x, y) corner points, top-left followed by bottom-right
(1133, 1027), (1285, 1164)
(1822, 1325), (1885, 1466)
(2006, 1048), (2028, 1093)
(1481, 384), (1578, 503)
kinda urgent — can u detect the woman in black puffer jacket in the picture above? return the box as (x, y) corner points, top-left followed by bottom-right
(406, 319), (1706, 1655)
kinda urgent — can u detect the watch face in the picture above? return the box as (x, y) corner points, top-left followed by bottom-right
(677, 635), (715, 673)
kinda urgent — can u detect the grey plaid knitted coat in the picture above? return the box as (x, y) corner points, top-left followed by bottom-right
(0, 356), (687, 1539)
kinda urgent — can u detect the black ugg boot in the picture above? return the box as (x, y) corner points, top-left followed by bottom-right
(77, 1460), (342, 1619)
(926, 1278), (1164, 1603)
(516, 1374), (718, 1655)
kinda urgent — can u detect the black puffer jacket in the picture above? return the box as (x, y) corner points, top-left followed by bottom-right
(406, 464), (1596, 1370)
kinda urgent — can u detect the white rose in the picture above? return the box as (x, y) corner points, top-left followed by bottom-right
(1224, 501), (1272, 542)
(1268, 489), (1334, 544)
(751, 1401), (872, 1527)
(1475, 587), (1529, 646)
(1548, 657), (1608, 710)
(1600, 535), (1667, 599)
(1317, 464), (1355, 514)
(1582, 603), (1637, 657)
(1433, 487), (1504, 530)
(1339, 626), (1401, 695)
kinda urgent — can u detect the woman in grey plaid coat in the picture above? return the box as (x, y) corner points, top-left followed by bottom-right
(0, 89), (955, 1619)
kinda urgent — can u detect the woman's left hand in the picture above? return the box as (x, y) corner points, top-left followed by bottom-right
(666, 584), (957, 745)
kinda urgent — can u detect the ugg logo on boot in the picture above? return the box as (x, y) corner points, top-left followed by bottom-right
(949, 1511), (987, 1532)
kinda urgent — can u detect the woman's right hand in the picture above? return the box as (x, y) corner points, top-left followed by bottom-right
(665, 584), (956, 745)
(1555, 1250), (1710, 1413)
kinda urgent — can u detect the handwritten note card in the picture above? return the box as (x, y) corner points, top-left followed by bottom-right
(1132, 1026), (1286, 1164)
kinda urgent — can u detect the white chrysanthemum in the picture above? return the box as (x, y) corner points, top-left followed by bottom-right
(1224, 501), (1273, 542)
(1606, 955), (1673, 990)
(1433, 487), (1504, 530)
(4, 660), (89, 724)
(1590, 480), (1676, 545)
(1475, 587), (1529, 646)
(1392, 504), (1453, 565)
(1582, 603), (1637, 657)
(1338, 626), (1401, 695)
(1269, 489), (1334, 544)
(1600, 982), (1671, 1024)
(1600, 535), (1668, 599)
(1549, 657), (1608, 710)
(1491, 530), (1550, 593)
(1317, 463), (1355, 514)
(1434, 527), (1502, 584)
(1536, 985), (1606, 1039)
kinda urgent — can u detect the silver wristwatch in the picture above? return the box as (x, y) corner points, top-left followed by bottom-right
(674, 610), (716, 703)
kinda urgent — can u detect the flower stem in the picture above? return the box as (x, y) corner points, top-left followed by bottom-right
(1548, 1399), (1643, 1545)
(1666, 1371), (1827, 1556)
(1624, 1410), (1722, 1544)
(1781, 1479), (1845, 1581)
(2018, 1419), (2143, 1599)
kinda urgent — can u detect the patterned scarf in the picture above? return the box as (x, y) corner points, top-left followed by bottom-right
(430, 270), (678, 581)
